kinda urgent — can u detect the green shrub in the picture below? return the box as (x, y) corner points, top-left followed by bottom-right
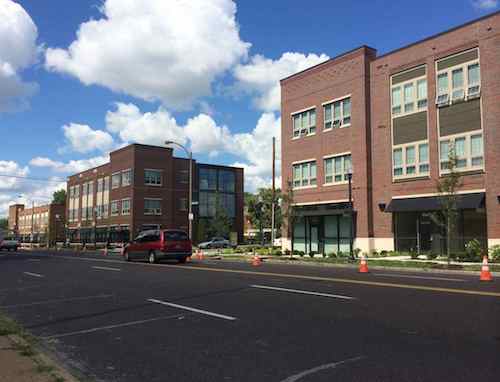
(410, 252), (419, 260)
(284, 249), (291, 257)
(353, 248), (362, 258)
(489, 245), (500, 262)
(465, 239), (483, 262)
(298, 251), (305, 257)
(379, 250), (388, 257)
(272, 248), (282, 256)
(327, 252), (336, 258)
(370, 250), (379, 258)
(426, 252), (438, 260)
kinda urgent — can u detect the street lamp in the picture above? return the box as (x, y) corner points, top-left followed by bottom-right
(347, 170), (354, 261)
(165, 140), (193, 240)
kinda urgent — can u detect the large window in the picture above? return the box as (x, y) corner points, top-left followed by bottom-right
(324, 154), (352, 184)
(199, 168), (217, 190)
(218, 170), (235, 192)
(144, 199), (162, 215)
(97, 178), (104, 193)
(199, 192), (216, 217)
(393, 142), (429, 178)
(144, 169), (162, 186)
(392, 76), (427, 117)
(122, 169), (132, 187)
(112, 173), (121, 189)
(292, 161), (317, 188)
(121, 199), (131, 215)
(323, 97), (351, 130)
(436, 53), (480, 106)
(292, 108), (316, 138)
(439, 132), (483, 172)
(111, 201), (119, 216)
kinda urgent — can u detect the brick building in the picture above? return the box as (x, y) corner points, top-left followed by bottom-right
(8, 203), (65, 245)
(280, 11), (500, 255)
(65, 143), (244, 245)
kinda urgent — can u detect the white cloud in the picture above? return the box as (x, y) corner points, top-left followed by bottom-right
(0, 0), (40, 112)
(472, 0), (498, 9)
(30, 155), (109, 173)
(184, 114), (232, 157)
(0, 160), (29, 191)
(234, 52), (329, 111)
(45, 0), (250, 109)
(105, 102), (187, 146)
(62, 123), (114, 153)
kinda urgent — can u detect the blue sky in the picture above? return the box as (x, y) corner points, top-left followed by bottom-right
(0, 0), (498, 216)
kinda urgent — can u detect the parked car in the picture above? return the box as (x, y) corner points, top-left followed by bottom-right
(0, 237), (19, 251)
(122, 229), (191, 264)
(198, 237), (235, 249)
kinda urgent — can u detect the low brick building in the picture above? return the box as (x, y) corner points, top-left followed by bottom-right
(65, 143), (244, 245)
(281, 11), (500, 255)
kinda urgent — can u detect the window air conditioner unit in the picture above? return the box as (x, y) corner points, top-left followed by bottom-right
(467, 85), (481, 100)
(436, 94), (449, 107)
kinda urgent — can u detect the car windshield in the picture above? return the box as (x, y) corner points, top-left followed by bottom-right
(164, 231), (188, 241)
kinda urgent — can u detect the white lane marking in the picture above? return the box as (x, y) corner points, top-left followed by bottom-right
(41, 313), (186, 340)
(280, 356), (365, 382)
(23, 272), (44, 278)
(26, 259), (41, 262)
(250, 284), (355, 300)
(1, 294), (114, 308)
(373, 273), (465, 282)
(148, 298), (237, 321)
(92, 266), (121, 272)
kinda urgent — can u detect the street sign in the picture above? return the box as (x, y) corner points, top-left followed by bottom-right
(191, 201), (199, 205)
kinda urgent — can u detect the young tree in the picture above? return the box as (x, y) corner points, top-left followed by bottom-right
(210, 192), (232, 238)
(52, 189), (67, 204)
(0, 218), (8, 230)
(433, 147), (462, 264)
(245, 188), (283, 242)
(281, 181), (296, 257)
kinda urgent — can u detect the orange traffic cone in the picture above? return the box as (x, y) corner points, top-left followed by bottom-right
(359, 254), (369, 273)
(480, 256), (493, 281)
(252, 254), (262, 266)
(186, 255), (191, 263)
(197, 249), (204, 261)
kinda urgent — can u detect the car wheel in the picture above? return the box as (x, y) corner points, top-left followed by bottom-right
(148, 251), (157, 264)
(124, 251), (131, 262)
(178, 257), (187, 264)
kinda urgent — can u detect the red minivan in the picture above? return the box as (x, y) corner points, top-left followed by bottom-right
(123, 229), (192, 264)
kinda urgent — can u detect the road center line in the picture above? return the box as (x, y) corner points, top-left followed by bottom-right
(148, 298), (237, 321)
(1, 294), (114, 308)
(92, 266), (121, 272)
(250, 284), (355, 300)
(41, 313), (186, 340)
(23, 272), (44, 278)
(280, 356), (365, 382)
(373, 273), (465, 282)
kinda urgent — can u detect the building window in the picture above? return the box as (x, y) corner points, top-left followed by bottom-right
(392, 76), (427, 117)
(439, 132), (483, 172)
(144, 169), (162, 186)
(218, 170), (235, 192)
(122, 169), (132, 187)
(97, 178), (104, 193)
(393, 141), (430, 179)
(292, 108), (316, 138)
(292, 161), (317, 188)
(436, 54), (480, 106)
(323, 97), (351, 130)
(324, 154), (352, 184)
(179, 169), (189, 184)
(103, 204), (109, 218)
(199, 192), (216, 217)
(144, 199), (162, 215)
(179, 198), (188, 212)
(112, 173), (121, 189)
(121, 199), (131, 215)
(104, 176), (110, 192)
(199, 168), (217, 190)
(111, 201), (119, 216)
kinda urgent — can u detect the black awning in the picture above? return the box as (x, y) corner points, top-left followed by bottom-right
(385, 192), (485, 212)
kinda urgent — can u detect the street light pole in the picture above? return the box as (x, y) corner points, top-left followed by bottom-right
(165, 141), (193, 241)
(347, 172), (354, 261)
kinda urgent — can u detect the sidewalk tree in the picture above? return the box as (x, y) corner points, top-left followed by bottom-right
(281, 180), (296, 256)
(52, 189), (66, 204)
(209, 192), (232, 239)
(246, 188), (283, 242)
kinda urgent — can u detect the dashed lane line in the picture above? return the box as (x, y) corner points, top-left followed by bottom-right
(148, 298), (237, 321)
(23, 272), (44, 278)
(92, 266), (121, 272)
(250, 284), (355, 300)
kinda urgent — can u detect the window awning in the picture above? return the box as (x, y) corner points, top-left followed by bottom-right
(384, 192), (485, 213)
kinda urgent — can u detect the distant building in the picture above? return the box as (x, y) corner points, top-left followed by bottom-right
(65, 143), (244, 244)
(8, 203), (65, 245)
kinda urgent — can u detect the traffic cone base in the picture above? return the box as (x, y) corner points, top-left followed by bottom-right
(252, 255), (262, 266)
(480, 256), (493, 281)
(359, 255), (369, 273)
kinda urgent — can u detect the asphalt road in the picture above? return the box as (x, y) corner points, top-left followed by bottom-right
(1, 250), (499, 382)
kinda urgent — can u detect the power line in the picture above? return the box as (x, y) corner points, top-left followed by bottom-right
(0, 174), (66, 184)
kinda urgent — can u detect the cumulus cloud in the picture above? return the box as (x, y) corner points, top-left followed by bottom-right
(472, 0), (498, 9)
(0, 160), (29, 191)
(234, 52), (329, 111)
(62, 123), (114, 153)
(30, 155), (109, 173)
(184, 114), (232, 157)
(45, 0), (250, 109)
(0, 0), (40, 112)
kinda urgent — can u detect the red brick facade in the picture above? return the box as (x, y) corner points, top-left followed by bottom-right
(281, 12), (500, 253)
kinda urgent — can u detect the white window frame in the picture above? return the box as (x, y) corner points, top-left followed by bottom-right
(439, 130), (484, 175)
(392, 140), (430, 180)
(323, 96), (351, 130)
(121, 169), (133, 187)
(144, 169), (163, 186)
(391, 73), (427, 118)
(435, 50), (480, 107)
(323, 152), (352, 185)
(291, 107), (316, 139)
(110, 200), (119, 216)
(144, 198), (162, 215)
(121, 198), (131, 215)
(111, 172), (121, 189)
(292, 161), (317, 189)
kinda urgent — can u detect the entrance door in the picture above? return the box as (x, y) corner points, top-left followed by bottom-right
(310, 225), (319, 254)
(418, 213), (432, 252)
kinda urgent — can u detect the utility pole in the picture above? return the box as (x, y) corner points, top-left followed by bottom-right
(31, 200), (34, 248)
(271, 137), (276, 247)
(347, 172), (354, 261)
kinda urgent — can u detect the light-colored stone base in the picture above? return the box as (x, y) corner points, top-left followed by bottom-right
(281, 237), (292, 251)
(488, 239), (500, 248)
(354, 238), (394, 253)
